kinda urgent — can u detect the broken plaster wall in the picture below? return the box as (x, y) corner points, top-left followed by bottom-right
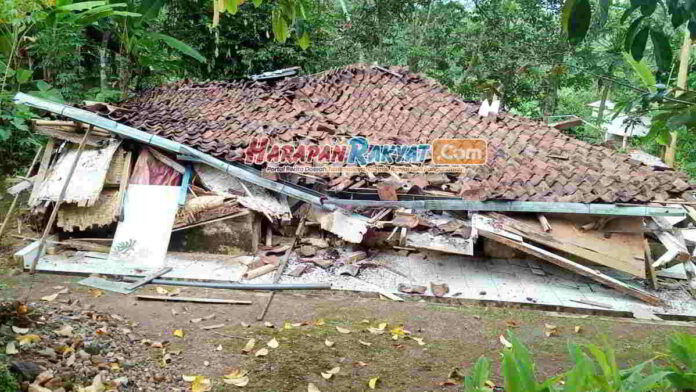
(168, 212), (262, 254)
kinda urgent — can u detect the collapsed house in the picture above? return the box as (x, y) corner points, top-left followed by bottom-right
(7, 64), (696, 319)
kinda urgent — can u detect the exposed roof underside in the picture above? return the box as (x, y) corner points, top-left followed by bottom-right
(87, 64), (693, 203)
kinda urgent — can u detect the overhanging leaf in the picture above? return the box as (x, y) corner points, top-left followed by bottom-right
(624, 16), (645, 54)
(55, 1), (107, 11)
(567, 0), (591, 45)
(149, 32), (206, 63)
(650, 29), (674, 72)
(631, 27), (650, 61)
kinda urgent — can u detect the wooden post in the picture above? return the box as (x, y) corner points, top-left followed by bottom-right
(0, 146), (43, 241)
(257, 214), (307, 320)
(29, 126), (93, 274)
(643, 238), (658, 290)
(665, 30), (692, 167)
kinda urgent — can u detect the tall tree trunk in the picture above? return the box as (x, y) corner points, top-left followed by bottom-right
(665, 30), (692, 167)
(596, 81), (611, 139)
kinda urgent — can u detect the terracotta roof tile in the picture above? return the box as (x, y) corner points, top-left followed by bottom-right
(90, 64), (695, 203)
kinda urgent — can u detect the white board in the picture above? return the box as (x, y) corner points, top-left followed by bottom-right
(33, 141), (121, 207)
(109, 184), (179, 268)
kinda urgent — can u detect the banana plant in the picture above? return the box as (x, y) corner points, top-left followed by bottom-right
(663, 332), (696, 390)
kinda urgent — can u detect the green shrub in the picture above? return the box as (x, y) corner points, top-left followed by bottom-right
(0, 363), (19, 392)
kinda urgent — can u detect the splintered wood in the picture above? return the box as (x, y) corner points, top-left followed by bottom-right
(483, 213), (646, 278)
(308, 206), (368, 243)
(195, 163), (291, 220)
(32, 141), (121, 207)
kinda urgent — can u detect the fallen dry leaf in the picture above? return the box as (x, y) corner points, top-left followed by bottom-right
(41, 293), (59, 302)
(545, 323), (557, 330)
(308, 383), (320, 392)
(11, 326), (28, 334)
(191, 375), (211, 392)
(438, 379), (459, 386)
(242, 338), (256, 354)
(499, 335), (512, 348)
(506, 320), (520, 328)
(336, 326), (351, 334)
(315, 319), (325, 326)
(173, 329), (185, 338)
(358, 340), (372, 347)
(54, 325), (74, 337)
(66, 352), (76, 366)
(545, 330), (558, 337)
(5, 342), (18, 355)
(17, 334), (41, 346)
(156, 287), (169, 295)
(321, 366), (340, 379)
(223, 369), (249, 387)
(324, 339), (334, 347)
(267, 338), (279, 349)
(377, 322), (387, 330)
(88, 289), (104, 298)
(255, 348), (269, 357)
(367, 327), (385, 335)
(368, 376), (380, 389)
(355, 361), (368, 367)
(264, 321), (274, 328)
(574, 325), (582, 334)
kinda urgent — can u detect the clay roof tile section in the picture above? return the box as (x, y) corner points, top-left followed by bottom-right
(97, 64), (694, 203)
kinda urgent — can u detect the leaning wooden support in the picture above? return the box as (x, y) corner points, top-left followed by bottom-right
(652, 230), (690, 270)
(257, 214), (307, 321)
(125, 267), (173, 290)
(643, 238), (658, 290)
(478, 230), (664, 306)
(30, 126), (93, 274)
(0, 146), (42, 241)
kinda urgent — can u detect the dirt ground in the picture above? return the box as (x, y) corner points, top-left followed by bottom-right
(1, 188), (696, 391)
(2, 270), (696, 391)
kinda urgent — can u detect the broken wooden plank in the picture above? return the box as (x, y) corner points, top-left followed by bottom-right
(537, 214), (552, 232)
(35, 127), (108, 147)
(6, 176), (35, 196)
(32, 140), (121, 207)
(148, 147), (185, 173)
(404, 231), (475, 256)
(136, 295), (252, 305)
(308, 205), (368, 244)
(29, 138), (54, 206)
(0, 147), (42, 241)
(125, 267), (173, 290)
(31, 127), (94, 274)
(477, 230), (664, 306)
(643, 238), (658, 290)
(569, 299), (614, 309)
(652, 229), (690, 269)
(485, 213), (646, 278)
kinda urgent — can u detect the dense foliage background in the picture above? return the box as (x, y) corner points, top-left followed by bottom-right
(2, 0), (695, 177)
